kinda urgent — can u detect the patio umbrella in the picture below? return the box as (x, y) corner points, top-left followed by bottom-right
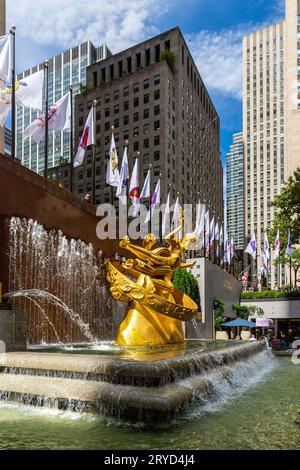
(221, 318), (257, 328)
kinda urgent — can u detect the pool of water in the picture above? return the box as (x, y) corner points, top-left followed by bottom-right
(0, 354), (299, 450)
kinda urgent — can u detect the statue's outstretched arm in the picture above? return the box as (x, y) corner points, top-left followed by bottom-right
(165, 223), (183, 241)
(180, 261), (196, 269)
(121, 238), (167, 265)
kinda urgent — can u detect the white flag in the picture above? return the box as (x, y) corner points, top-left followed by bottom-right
(24, 92), (71, 143)
(264, 233), (270, 261)
(172, 197), (181, 229)
(74, 108), (94, 168)
(162, 192), (170, 238)
(16, 70), (44, 111)
(194, 202), (204, 239)
(0, 35), (11, 85)
(116, 147), (129, 204)
(106, 133), (120, 187)
(140, 170), (150, 200)
(0, 70), (44, 127)
(245, 233), (257, 260)
(210, 218), (215, 244)
(285, 229), (293, 257)
(145, 179), (161, 224)
(129, 158), (140, 217)
(274, 229), (280, 260)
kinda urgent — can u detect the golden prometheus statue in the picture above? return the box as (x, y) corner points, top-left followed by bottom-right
(106, 220), (200, 347)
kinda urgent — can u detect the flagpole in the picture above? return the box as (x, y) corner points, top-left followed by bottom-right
(44, 59), (49, 179)
(10, 25), (16, 160)
(159, 173), (162, 244)
(69, 84), (74, 193)
(92, 99), (98, 205)
(149, 163), (152, 234)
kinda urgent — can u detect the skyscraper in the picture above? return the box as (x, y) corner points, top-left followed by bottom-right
(16, 42), (111, 174)
(243, 0), (300, 286)
(226, 132), (244, 251)
(73, 27), (223, 224)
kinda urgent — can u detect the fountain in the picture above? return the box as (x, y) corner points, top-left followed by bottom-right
(0, 217), (267, 424)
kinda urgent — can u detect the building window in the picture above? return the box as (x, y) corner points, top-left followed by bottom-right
(154, 90), (160, 100)
(144, 123), (150, 134)
(96, 125), (101, 134)
(144, 108), (150, 119)
(144, 139), (149, 149)
(114, 119), (119, 128)
(105, 122), (110, 131)
(154, 166), (160, 176)
(79, 117), (84, 126)
(105, 108), (110, 118)
(96, 111), (101, 121)
(154, 74), (160, 85)
(154, 120), (160, 131)
(133, 142), (139, 151)
(124, 129), (129, 140)
(133, 82), (139, 93)
(105, 94), (110, 103)
(155, 45), (160, 63)
(136, 53), (141, 68)
(144, 79), (149, 89)
(145, 49), (151, 66)
(144, 94), (149, 104)
(124, 116), (129, 125)
(124, 101), (129, 111)
(154, 150), (160, 161)
(127, 57), (132, 73)
(154, 135), (160, 146)
(124, 86), (129, 97)
(143, 154), (149, 164)
(134, 97), (139, 107)
(133, 127), (139, 137)
(114, 104), (119, 114)
(154, 105), (160, 116)
(133, 112), (139, 122)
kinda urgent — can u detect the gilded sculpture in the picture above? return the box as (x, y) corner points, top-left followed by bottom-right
(106, 221), (201, 347)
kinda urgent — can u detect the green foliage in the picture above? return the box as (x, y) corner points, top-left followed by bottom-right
(241, 289), (300, 299)
(269, 168), (300, 247)
(233, 304), (264, 319)
(160, 49), (176, 73)
(173, 269), (200, 309)
(213, 298), (226, 331)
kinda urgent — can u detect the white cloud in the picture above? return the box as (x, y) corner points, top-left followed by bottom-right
(187, 28), (245, 100)
(7, 0), (168, 53)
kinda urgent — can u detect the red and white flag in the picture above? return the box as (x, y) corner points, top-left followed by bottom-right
(274, 229), (280, 260)
(24, 92), (71, 143)
(74, 108), (94, 168)
(129, 158), (140, 216)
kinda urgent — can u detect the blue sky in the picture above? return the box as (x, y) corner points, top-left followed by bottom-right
(7, 0), (285, 163)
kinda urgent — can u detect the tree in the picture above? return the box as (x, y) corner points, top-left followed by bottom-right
(233, 304), (264, 319)
(269, 168), (300, 247)
(274, 249), (300, 289)
(173, 269), (201, 309)
(213, 298), (226, 331)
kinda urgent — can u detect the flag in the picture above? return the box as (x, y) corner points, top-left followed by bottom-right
(172, 197), (181, 229)
(74, 108), (94, 168)
(220, 226), (224, 244)
(210, 218), (215, 244)
(224, 233), (229, 263)
(194, 202), (205, 243)
(24, 92), (71, 143)
(285, 229), (293, 257)
(260, 250), (268, 277)
(106, 133), (120, 187)
(0, 69), (45, 127)
(204, 211), (210, 256)
(264, 233), (270, 261)
(245, 233), (257, 260)
(145, 179), (161, 223)
(215, 223), (220, 241)
(140, 170), (150, 200)
(0, 35), (11, 85)
(162, 192), (170, 238)
(274, 229), (280, 260)
(116, 147), (129, 204)
(129, 158), (140, 217)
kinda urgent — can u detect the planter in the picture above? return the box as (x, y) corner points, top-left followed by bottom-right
(241, 331), (251, 341)
(216, 331), (229, 341)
